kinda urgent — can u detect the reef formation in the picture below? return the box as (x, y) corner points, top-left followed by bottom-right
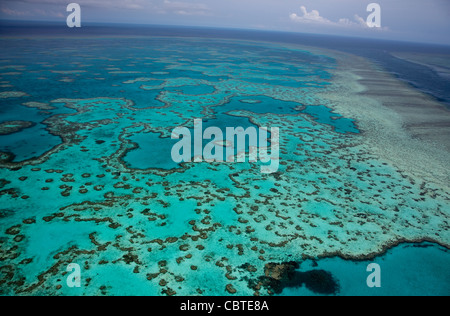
(0, 37), (448, 296)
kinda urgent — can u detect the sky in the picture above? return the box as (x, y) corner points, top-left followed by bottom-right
(0, 0), (449, 45)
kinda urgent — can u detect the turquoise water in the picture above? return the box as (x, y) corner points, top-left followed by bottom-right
(123, 113), (266, 169)
(0, 38), (345, 163)
(300, 105), (360, 134)
(218, 95), (301, 115)
(0, 35), (448, 296)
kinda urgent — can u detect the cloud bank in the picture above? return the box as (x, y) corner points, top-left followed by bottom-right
(289, 5), (387, 30)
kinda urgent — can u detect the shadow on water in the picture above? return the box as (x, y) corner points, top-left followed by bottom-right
(248, 261), (340, 296)
(284, 269), (340, 295)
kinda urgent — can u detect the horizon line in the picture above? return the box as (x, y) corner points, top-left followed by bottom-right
(1, 18), (450, 48)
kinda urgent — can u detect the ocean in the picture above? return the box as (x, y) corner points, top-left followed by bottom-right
(0, 22), (449, 296)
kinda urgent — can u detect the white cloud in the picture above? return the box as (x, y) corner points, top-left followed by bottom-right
(290, 6), (387, 30)
(289, 6), (334, 25)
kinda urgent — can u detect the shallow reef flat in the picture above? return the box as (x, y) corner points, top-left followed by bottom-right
(0, 121), (34, 136)
(319, 50), (450, 184)
(0, 91), (28, 99)
(0, 38), (448, 296)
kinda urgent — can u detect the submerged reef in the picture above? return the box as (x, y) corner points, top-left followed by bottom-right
(0, 121), (34, 136)
(22, 102), (56, 111)
(0, 38), (449, 296)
